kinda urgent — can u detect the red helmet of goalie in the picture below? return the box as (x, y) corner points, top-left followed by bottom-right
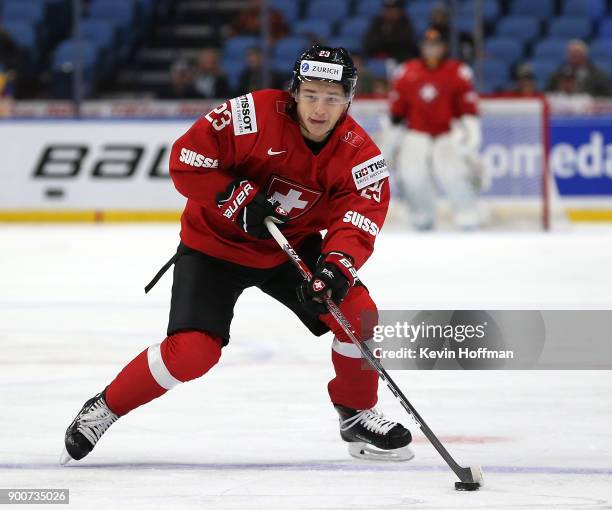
(420, 27), (448, 64)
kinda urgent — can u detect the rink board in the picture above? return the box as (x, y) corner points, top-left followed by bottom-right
(1, 102), (612, 222)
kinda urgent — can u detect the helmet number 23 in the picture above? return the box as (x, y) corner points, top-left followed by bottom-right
(318, 50), (330, 57)
(205, 103), (232, 131)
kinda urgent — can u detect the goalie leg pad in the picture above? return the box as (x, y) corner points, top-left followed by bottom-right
(432, 134), (481, 229)
(398, 130), (437, 229)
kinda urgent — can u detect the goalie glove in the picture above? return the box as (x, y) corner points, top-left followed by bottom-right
(451, 114), (482, 155)
(381, 117), (406, 169)
(464, 152), (489, 192)
(297, 252), (359, 315)
(451, 115), (486, 192)
(216, 179), (288, 239)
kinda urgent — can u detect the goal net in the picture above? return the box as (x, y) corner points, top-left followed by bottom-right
(478, 97), (552, 230)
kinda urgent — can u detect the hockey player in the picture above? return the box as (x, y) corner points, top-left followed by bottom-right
(387, 28), (483, 230)
(60, 46), (414, 464)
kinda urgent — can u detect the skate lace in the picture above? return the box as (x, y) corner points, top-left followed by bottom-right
(76, 399), (118, 446)
(340, 408), (397, 435)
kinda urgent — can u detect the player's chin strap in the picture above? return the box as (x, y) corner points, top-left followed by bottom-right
(263, 217), (484, 491)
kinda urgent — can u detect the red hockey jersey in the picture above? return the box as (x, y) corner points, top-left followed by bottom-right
(390, 58), (478, 136)
(169, 89), (390, 270)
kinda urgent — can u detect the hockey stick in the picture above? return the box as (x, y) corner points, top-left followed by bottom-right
(264, 218), (483, 490)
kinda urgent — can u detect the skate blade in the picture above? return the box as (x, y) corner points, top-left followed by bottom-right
(59, 447), (72, 466)
(348, 442), (415, 462)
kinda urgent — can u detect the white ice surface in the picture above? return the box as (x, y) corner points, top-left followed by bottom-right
(1, 225), (611, 509)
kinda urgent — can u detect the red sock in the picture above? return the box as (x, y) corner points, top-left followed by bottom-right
(321, 286), (379, 410)
(328, 337), (378, 409)
(105, 331), (222, 416)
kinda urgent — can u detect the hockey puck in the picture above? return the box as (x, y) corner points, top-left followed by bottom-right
(454, 481), (481, 491)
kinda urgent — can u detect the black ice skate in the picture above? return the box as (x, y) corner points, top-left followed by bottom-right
(60, 390), (118, 465)
(335, 405), (414, 461)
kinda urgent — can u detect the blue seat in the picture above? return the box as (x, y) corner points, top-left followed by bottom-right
(4, 21), (36, 50)
(407, 1), (433, 20)
(293, 19), (334, 40)
(456, 13), (475, 33)
(548, 17), (592, 40)
(223, 60), (245, 92)
(52, 39), (99, 98)
(88, 0), (134, 26)
(52, 39), (98, 70)
(366, 58), (387, 78)
(481, 59), (510, 91)
(598, 18), (612, 38)
(269, 0), (300, 23)
(339, 17), (370, 39)
(460, 0), (500, 23)
(270, 55), (295, 73)
(224, 36), (260, 59)
(356, 0), (383, 17)
(79, 19), (115, 51)
(135, 0), (155, 15)
(590, 39), (612, 60)
(532, 39), (568, 60)
(412, 16), (430, 37)
(2, 1), (45, 24)
(529, 58), (558, 83)
(306, 0), (348, 22)
(496, 16), (540, 42)
(327, 37), (361, 54)
(510, 0), (554, 21)
(273, 36), (309, 60)
(563, 0), (606, 20)
(485, 37), (524, 63)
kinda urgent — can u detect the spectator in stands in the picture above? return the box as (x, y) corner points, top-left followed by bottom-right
(363, 0), (418, 63)
(0, 27), (17, 99)
(352, 53), (376, 96)
(236, 47), (284, 95)
(162, 58), (199, 99)
(192, 48), (230, 99)
(0, 65), (15, 99)
(551, 64), (580, 95)
(429, 2), (474, 62)
(0, 28), (17, 67)
(506, 63), (541, 97)
(548, 40), (610, 97)
(231, 0), (288, 44)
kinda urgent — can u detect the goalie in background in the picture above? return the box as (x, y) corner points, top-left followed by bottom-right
(385, 28), (484, 230)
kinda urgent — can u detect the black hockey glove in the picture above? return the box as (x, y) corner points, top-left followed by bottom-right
(217, 179), (288, 239)
(297, 252), (359, 315)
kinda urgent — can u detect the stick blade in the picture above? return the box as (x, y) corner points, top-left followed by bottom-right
(455, 465), (484, 491)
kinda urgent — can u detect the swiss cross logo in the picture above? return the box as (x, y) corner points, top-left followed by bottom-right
(419, 83), (438, 102)
(312, 279), (326, 292)
(265, 175), (322, 219)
